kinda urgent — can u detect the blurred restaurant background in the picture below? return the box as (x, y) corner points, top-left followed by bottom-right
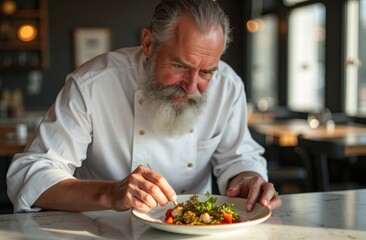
(1, 0), (366, 213)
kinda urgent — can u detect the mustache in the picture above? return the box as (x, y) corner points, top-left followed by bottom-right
(149, 84), (204, 104)
(154, 85), (203, 104)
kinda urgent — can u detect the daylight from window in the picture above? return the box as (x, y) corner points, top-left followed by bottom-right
(345, 0), (366, 116)
(249, 14), (278, 112)
(288, 3), (326, 112)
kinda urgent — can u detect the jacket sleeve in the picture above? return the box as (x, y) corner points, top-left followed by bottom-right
(6, 77), (92, 212)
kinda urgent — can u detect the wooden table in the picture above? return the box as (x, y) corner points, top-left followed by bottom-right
(0, 111), (43, 158)
(0, 125), (27, 158)
(250, 119), (366, 191)
(249, 119), (366, 147)
(0, 138), (27, 157)
(0, 189), (365, 239)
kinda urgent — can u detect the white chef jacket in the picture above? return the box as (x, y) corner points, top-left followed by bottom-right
(7, 46), (267, 213)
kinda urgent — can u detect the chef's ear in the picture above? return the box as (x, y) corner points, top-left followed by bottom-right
(142, 27), (154, 59)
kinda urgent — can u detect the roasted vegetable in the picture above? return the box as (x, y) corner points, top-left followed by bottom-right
(165, 192), (240, 225)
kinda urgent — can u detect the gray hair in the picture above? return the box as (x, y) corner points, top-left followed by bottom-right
(148, 0), (232, 53)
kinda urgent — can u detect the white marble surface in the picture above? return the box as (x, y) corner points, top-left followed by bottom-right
(0, 189), (365, 239)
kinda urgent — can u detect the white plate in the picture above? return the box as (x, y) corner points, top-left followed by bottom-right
(131, 194), (272, 235)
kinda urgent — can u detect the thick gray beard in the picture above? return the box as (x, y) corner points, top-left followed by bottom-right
(142, 56), (207, 137)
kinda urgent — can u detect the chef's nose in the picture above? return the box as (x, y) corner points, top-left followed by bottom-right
(180, 71), (199, 94)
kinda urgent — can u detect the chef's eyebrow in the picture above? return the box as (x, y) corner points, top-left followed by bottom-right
(171, 56), (219, 72)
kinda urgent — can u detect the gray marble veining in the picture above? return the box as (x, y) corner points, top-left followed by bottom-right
(0, 189), (365, 239)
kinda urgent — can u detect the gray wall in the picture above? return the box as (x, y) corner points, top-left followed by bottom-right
(0, 0), (245, 110)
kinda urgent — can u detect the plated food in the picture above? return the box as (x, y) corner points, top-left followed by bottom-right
(131, 194), (272, 235)
(164, 192), (240, 225)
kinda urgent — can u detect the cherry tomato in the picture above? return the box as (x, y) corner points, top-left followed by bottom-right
(223, 213), (233, 223)
(165, 208), (173, 218)
(166, 216), (174, 224)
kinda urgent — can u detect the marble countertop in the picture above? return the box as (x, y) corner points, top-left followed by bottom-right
(0, 189), (365, 239)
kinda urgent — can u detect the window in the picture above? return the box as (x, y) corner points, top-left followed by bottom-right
(248, 14), (278, 111)
(345, 0), (366, 116)
(287, 3), (326, 112)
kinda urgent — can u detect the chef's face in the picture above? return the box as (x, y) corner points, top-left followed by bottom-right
(143, 14), (224, 98)
(141, 15), (224, 136)
(143, 15), (224, 136)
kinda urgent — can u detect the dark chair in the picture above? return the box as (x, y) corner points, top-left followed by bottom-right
(250, 127), (311, 194)
(0, 156), (13, 214)
(297, 134), (365, 191)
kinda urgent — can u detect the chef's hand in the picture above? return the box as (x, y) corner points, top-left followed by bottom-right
(109, 165), (177, 211)
(226, 172), (282, 212)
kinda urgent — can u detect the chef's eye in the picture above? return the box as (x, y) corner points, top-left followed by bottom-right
(173, 64), (188, 70)
(200, 70), (214, 80)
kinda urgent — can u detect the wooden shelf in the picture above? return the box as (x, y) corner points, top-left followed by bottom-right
(0, 0), (49, 71)
(0, 41), (45, 50)
(0, 9), (43, 19)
